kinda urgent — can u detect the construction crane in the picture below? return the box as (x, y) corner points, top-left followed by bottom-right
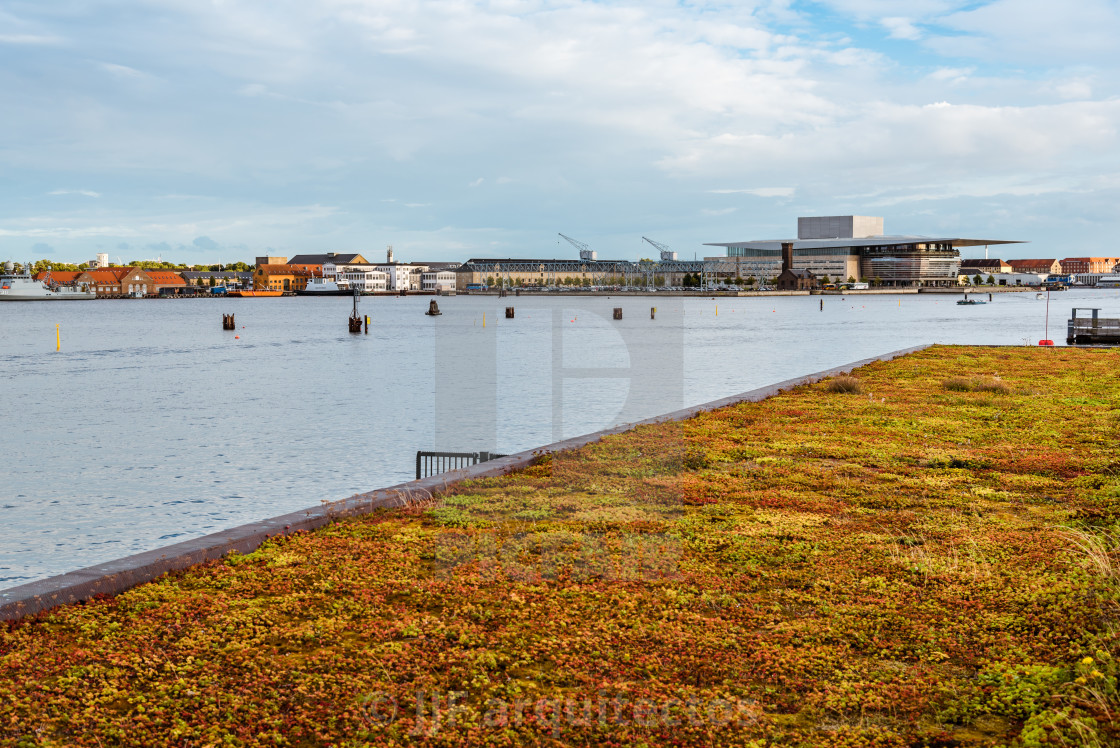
(559, 233), (596, 261)
(642, 236), (677, 262)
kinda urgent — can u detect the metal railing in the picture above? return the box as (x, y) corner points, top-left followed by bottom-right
(415, 451), (508, 480)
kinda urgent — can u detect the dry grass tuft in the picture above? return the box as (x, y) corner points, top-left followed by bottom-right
(826, 375), (864, 394)
(943, 376), (1012, 394)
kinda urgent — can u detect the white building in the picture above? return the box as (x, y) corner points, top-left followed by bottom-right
(974, 272), (1047, 286)
(337, 265), (388, 292)
(375, 264), (425, 291)
(421, 270), (457, 292)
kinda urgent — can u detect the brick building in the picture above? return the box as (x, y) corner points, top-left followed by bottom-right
(1059, 257), (1120, 274)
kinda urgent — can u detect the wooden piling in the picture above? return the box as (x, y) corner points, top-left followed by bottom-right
(505, 307), (515, 319)
(613, 308), (622, 320)
(651, 307), (656, 319)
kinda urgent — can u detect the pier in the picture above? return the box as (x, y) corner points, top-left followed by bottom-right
(1067, 307), (1120, 344)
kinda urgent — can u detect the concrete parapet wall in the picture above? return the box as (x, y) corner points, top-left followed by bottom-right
(0, 344), (931, 621)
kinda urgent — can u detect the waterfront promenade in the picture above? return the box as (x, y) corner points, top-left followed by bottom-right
(1, 345), (1117, 746)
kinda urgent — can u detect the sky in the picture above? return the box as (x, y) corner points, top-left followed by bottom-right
(2, 0), (1120, 264)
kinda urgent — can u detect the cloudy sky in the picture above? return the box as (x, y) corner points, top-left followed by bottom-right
(2, 0), (1118, 263)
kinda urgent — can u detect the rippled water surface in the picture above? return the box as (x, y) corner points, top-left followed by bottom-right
(2, 289), (1115, 588)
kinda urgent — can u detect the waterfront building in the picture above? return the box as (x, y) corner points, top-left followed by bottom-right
(180, 271), (253, 289)
(336, 265), (388, 292)
(286, 252), (368, 267)
(144, 270), (187, 295)
(705, 216), (1023, 288)
(76, 268), (130, 296)
(1059, 257), (1120, 275)
(960, 259), (1011, 275)
(255, 255), (288, 266)
(1007, 258), (1061, 275)
(254, 264), (319, 292)
(984, 272), (1048, 286)
(456, 258), (630, 288)
(420, 268), (458, 293)
(376, 263), (425, 291)
(75, 267), (185, 297)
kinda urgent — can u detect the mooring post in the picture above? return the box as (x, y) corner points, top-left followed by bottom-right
(613, 307), (622, 320)
(364, 315), (369, 334)
(505, 307), (514, 319)
(651, 306), (656, 319)
(820, 298), (823, 311)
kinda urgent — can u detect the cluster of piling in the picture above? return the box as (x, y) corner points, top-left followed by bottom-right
(222, 314), (236, 330)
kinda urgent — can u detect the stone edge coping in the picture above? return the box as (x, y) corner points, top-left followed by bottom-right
(0, 344), (931, 622)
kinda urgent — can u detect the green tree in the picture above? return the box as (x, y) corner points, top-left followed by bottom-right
(972, 274), (982, 286)
(987, 275), (995, 285)
(821, 275), (831, 284)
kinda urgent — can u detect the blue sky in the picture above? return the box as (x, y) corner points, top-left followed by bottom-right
(2, 0), (1119, 264)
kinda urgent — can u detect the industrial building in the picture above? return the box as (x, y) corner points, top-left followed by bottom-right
(705, 216), (1023, 287)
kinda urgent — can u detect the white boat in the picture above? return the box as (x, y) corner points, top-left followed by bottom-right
(0, 264), (96, 301)
(296, 278), (351, 296)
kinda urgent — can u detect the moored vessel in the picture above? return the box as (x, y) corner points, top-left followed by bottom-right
(296, 278), (351, 296)
(0, 263), (96, 301)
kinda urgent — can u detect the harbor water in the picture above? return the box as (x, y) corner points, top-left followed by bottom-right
(2, 289), (1115, 589)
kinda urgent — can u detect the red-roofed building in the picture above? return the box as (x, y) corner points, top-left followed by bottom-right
(1059, 257), (1120, 275)
(34, 271), (83, 286)
(144, 270), (187, 293)
(1007, 259), (1061, 275)
(76, 268), (132, 297)
(75, 268), (187, 297)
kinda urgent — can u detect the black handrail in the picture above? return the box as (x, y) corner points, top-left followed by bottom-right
(415, 451), (508, 480)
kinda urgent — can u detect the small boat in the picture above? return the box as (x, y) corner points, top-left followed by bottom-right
(0, 263), (96, 301)
(957, 298), (986, 305)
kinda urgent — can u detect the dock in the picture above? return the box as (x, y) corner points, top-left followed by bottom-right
(1067, 307), (1120, 344)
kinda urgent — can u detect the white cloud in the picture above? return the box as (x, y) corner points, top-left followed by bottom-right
(99, 63), (151, 80)
(880, 17), (922, 40)
(0, 33), (62, 45)
(708, 188), (795, 197)
(48, 189), (100, 198)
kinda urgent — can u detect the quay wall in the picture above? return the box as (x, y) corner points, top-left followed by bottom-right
(0, 345), (931, 621)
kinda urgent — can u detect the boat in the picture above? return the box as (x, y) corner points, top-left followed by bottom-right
(0, 264), (96, 301)
(227, 289), (283, 297)
(296, 278), (351, 296)
(957, 298), (986, 305)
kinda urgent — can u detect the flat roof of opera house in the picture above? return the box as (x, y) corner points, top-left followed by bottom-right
(705, 236), (1026, 252)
